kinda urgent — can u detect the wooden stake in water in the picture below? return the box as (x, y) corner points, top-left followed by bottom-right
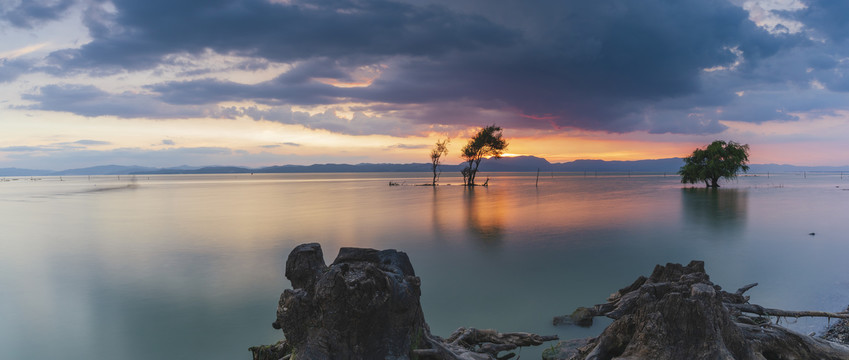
(536, 168), (540, 187)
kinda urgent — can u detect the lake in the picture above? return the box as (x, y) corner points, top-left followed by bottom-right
(2, 172), (848, 359)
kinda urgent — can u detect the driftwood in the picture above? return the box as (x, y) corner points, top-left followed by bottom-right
(415, 328), (558, 360)
(728, 303), (849, 320)
(251, 243), (557, 360)
(546, 261), (849, 360)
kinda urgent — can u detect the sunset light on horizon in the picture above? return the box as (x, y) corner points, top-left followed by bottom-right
(7, 2), (849, 359)
(3, 0), (849, 170)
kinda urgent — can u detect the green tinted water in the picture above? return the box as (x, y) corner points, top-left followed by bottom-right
(1, 172), (848, 359)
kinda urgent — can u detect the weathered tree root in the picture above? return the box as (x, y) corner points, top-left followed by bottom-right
(547, 261), (849, 360)
(414, 327), (559, 360)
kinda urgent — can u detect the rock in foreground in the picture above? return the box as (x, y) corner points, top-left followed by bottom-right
(251, 243), (557, 360)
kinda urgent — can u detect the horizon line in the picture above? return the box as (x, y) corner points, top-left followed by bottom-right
(3, 156), (849, 176)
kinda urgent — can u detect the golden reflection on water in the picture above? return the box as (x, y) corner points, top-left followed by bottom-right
(463, 187), (506, 244)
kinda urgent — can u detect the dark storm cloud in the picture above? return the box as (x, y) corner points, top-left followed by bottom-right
(139, 0), (803, 134)
(349, 0), (796, 133)
(47, 0), (516, 72)
(27, 0), (849, 135)
(1, 0), (75, 28)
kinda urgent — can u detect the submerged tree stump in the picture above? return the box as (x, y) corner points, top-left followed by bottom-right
(546, 261), (849, 360)
(251, 243), (556, 360)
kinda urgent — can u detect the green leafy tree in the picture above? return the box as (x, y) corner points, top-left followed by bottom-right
(430, 138), (449, 186)
(461, 125), (508, 186)
(679, 140), (750, 188)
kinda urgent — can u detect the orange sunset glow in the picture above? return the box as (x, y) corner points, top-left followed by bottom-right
(1, 0), (848, 171)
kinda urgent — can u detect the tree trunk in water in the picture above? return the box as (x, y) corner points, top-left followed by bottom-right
(467, 158), (482, 186)
(432, 164), (437, 186)
(464, 160), (477, 186)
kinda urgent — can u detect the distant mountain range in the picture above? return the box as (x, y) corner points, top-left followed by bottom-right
(2, 156), (848, 176)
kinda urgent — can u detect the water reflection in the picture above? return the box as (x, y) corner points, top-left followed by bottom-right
(12, 174), (847, 360)
(430, 187), (449, 239)
(681, 188), (748, 236)
(463, 187), (505, 244)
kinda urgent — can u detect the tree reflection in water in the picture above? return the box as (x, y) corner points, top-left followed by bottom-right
(681, 187), (749, 237)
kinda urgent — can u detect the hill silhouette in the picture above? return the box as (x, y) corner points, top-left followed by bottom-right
(2, 156), (848, 176)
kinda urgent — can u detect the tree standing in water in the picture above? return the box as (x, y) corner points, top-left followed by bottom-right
(679, 140), (749, 188)
(461, 125), (508, 186)
(430, 138), (450, 186)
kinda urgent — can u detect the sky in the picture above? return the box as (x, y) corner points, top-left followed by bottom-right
(2, 0), (849, 170)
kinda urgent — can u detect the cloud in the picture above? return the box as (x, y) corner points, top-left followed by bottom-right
(21, 84), (223, 119)
(72, 139), (111, 145)
(0, 145), (372, 170)
(14, 0), (849, 137)
(147, 71), (348, 106)
(1, 0), (75, 29)
(0, 146), (234, 168)
(0, 145), (53, 152)
(19, 83), (426, 136)
(237, 105), (425, 136)
(0, 58), (34, 83)
(0, 139), (110, 153)
(791, 0), (849, 43)
(161, 139), (175, 145)
(137, 0), (812, 134)
(388, 144), (429, 150)
(46, 0), (515, 73)
(261, 142), (301, 148)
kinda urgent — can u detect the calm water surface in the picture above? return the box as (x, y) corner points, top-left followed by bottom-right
(2, 172), (848, 359)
